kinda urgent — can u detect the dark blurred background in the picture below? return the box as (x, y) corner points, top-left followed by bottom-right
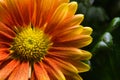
(70, 0), (120, 80)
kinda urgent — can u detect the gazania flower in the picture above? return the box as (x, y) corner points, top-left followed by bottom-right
(0, 0), (92, 80)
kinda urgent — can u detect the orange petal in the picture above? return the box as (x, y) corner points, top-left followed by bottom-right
(0, 31), (14, 43)
(70, 14), (83, 24)
(61, 14), (84, 28)
(34, 62), (50, 80)
(0, 42), (10, 48)
(58, 0), (69, 4)
(0, 22), (15, 37)
(52, 25), (83, 41)
(32, 0), (56, 26)
(46, 57), (78, 76)
(48, 47), (92, 73)
(72, 61), (91, 73)
(46, 57), (85, 80)
(0, 1), (15, 26)
(0, 0), (34, 26)
(51, 14), (84, 36)
(4, 0), (24, 26)
(43, 58), (66, 80)
(48, 47), (92, 60)
(0, 48), (9, 52)
(0, 60), (19, 80)
(45, 3), (68, 33)
(65, 74), (83, 80)
(31, 71), (37, 80)
(13, 0), (34, 25)
(66, 2), (78, 18)
(8, 62), (29, 80)
(53, 35), (92, 48)
(0, 52), (9, 61)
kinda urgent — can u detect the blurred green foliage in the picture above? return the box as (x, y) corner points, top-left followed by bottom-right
(70, 0), (120, 80)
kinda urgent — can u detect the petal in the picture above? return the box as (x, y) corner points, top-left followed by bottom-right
(47, 53), (90, 78)
(45, 3), (68, 33)
(66, 2), (78, 18)
(0, 1), (14, 26)
(48, 47), (92, 60)
(65, 74), (83, 80)
(0, 52), (9, 61)
(46, 57), (78, 76)
(34, 62), (50, 80)
(72, 61), (91, 73)
(58, 0), (69, 4)
(8, 62), (29, 80)
(0, 22), (15, 37)
(48, 47), (91, 73)
(0, 31), (14, 43)
(0, 22), (14, 43)
(80, 27), (93, 35)
(63, 14), (84, 27)
(32, 0), (56, 26)
(0, 0), (34, 26)
(2, 0), (24, 26)
(53, 35), (92, 48)
(51, 14), (84, 36)
(31, 71), (37, 80)
(61, 14), (84, 28)
(43, 58), (66, 80)
(0, 60), (19, 80)
(13, 0), (34, 25)
(0, 42), (10, 48)
(52, 25), (83, 41)
(80, 50), (92, 60)
(0, 48), (9, 52)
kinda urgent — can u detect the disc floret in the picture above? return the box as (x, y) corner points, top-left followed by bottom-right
(10, 27), (51, 62)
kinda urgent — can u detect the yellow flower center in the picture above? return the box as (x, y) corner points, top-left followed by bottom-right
(10, 27), (51, 62)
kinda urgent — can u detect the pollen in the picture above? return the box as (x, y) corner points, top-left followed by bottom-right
(10, 27), (52, 62)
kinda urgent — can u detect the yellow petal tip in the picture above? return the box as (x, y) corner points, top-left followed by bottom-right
(75, 14), (84, 24)
(83, 27), (93, 35)
(69, 1), (78, 7)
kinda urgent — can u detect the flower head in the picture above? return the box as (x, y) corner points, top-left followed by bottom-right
(0, 0), (92, 80)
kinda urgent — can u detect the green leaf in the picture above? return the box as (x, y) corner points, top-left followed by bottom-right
(81, 17), (120, 80)
(92, 32), (113, 52)
(107, 17), (120, 32)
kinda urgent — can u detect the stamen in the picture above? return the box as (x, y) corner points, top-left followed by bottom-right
(10, 27), (52, 62)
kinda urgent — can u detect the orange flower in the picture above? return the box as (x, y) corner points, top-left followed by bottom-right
(0, 0), (92, 80)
